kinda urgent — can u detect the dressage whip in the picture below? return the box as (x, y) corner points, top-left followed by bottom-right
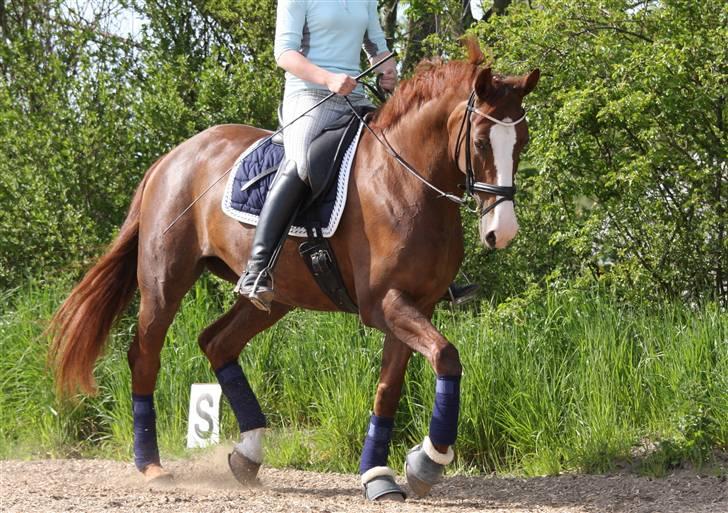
(162, 53), (396, 235)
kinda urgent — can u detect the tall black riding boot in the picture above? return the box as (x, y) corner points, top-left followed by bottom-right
(235, 160), (309, 311)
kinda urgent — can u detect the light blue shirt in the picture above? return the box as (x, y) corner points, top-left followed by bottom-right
(274, 0), (390, 95)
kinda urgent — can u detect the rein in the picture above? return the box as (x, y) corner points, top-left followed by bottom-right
(344, 96), (465, 204)
(348, 90), (526, 217)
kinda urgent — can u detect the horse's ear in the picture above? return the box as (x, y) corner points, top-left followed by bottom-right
(520, 68), (540, 95)
(461, 36), (485, 65)
(474, 67), (495, 101)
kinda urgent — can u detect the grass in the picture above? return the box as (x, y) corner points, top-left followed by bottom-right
(0, 277), (725, 477)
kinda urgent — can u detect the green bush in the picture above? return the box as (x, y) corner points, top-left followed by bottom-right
(1, 0), (724, 304)
(0, 1), (281, 288)
(463, 0), (727, 304)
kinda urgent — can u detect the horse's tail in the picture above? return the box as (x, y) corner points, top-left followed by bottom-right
(48, 156), (163, 396)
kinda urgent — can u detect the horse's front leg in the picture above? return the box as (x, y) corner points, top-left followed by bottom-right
(359, 334), (411, 501)
(363, 290), (461, 498)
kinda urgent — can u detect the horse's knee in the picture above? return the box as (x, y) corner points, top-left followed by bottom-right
(376, 379), (403, 396)
(127, 338), (140, 367)
(127, 336), (161, 386)
(430, 343), (461, 377)
(197, 321), (232, 367)
(374, 381), (403, 416)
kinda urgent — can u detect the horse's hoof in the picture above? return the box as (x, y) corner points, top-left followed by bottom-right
(361, 466), (406, 501)
(143, 464), (173, 485)
(404, 437), (454, 497)
(228, 448), (262, 486)
(404, 456), (433, 497)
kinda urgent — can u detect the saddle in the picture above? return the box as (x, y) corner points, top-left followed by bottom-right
(245, 105), (375, 314)
(269, 105), (374, 208)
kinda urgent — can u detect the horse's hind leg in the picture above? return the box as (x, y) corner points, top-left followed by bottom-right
(128, 263), (203, 483)
(197, 298), (291, 485)
(360, 334), (412, 501)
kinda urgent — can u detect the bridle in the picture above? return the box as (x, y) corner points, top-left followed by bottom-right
(454, 90), (526, 217)
(346, 89), (526, 217)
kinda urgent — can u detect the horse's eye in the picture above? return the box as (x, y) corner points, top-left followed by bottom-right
(474, 139), (489, 151)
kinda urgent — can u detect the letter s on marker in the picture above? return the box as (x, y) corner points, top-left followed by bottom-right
(194, 393), (214, 439)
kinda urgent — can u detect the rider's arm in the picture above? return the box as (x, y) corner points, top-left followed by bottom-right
(274, 0), (356, 94)
(369, 50), (397, 92)
(276, 51), (343, 91)
(362, 0), (390, 63)
(363, 0), (397, 91)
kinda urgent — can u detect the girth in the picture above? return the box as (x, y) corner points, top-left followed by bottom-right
(294, 109), (370, 314)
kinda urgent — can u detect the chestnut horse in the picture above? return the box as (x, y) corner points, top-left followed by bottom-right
(49, 40), (539, 498)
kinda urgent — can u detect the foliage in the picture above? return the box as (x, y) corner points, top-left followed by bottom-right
(464, 0), (726, 304)
(1, 0), (724, 304)
(0, 0), (280, 287)
(0, 1), (141, 284)
(1, 278), (725, 475)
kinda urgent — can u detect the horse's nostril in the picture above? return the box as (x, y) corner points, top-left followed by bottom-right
(485, 231), (496, 247)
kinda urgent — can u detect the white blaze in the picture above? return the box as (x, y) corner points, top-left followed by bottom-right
(480, 119), (518, 248)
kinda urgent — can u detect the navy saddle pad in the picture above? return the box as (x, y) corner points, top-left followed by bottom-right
(221, 124), (363, 238)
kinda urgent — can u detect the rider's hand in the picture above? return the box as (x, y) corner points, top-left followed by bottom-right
(325, 73), (357, 96)
(378, 66), (397, 93)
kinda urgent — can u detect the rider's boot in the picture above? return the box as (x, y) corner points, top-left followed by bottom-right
(235, 161), (309, 311)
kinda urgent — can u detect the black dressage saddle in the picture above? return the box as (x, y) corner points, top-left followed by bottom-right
(271, 104), (375, 208)
(268, 104), (375, 314)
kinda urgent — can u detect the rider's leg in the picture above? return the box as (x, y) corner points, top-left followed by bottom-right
(443, 282), (480, 305)
(236, 91), (370, 310)
(236, 160), (308, 310)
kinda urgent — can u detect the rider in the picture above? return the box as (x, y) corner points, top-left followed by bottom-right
(236, 0), (478, 310)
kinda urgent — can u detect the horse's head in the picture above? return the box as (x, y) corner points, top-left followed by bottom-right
(449, 66), (540, 249)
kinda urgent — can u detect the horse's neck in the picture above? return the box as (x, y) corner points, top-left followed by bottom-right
(372, 95), (464, 202)
(350, 94), (466, 280)
(353, 93), (465, 251)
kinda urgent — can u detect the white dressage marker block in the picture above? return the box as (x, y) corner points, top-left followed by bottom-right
(186, 384), (222, 449)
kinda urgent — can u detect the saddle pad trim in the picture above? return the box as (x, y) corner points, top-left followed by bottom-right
(221, 124), (363, 238)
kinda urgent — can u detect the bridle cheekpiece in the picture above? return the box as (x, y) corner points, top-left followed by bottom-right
(455, 90), (526, 217)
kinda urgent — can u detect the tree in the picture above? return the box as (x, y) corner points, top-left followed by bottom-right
(0, 0), (282, 287)
(466, 0), (726, 304)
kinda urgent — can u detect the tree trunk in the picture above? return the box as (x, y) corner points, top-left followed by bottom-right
(380, 0), (398, 50)
(401, 12), (437, 74)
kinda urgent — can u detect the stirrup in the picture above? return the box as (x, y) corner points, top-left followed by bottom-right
(235, 270), (274, 312)
(445, 283), (480, 306)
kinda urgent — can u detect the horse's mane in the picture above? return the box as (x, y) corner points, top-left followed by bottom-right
(370, 38), (486, 130)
